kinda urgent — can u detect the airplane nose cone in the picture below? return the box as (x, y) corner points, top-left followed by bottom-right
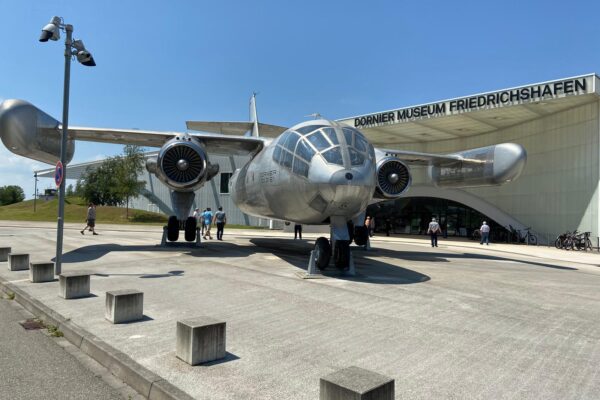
(328, 168), (376, 214)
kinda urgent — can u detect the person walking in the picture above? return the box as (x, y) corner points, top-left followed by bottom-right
(202, 207), (213, 240)
(480, 221), (491, 245)
(369, 216), (375, 237)
(294, 224), (302, 239)
(80, 203), (98, 235)
(213, 207), (227, 240)
(427, 217), (441, 247)
(200, 209), (207, 235)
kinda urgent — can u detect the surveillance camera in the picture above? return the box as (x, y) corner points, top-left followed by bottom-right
(77, 50), (96, 67)
(39, 22), (60, 42)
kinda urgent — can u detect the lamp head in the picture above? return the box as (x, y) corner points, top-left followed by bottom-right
(39, 16), (61, 42)
(72, 40), (96, 66)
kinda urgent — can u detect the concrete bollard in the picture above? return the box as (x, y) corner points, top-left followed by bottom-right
(8, 253), (29, 271)
(320, 366), (395, 400)
(59, 272), (91, 299)
(176, 317), (226, 365)
(0, 247), (11, 262)
(105, 289), (144, 324)
(29, 262), (55, 283)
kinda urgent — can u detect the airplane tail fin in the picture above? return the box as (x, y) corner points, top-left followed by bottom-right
(248, 93), (259, 137)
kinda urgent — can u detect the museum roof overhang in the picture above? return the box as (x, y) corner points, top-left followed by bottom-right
(337, 73), (600, 147)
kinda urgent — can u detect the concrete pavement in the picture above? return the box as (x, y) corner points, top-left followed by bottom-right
(0, 294), (139, 399)
(1, 221), (600, 399)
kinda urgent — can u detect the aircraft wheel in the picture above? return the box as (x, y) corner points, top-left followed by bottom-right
(334, 240), (351, 270)
(314, 237), (331, 270)
(167, 216), (180, 242)
(354, 226), (369, 246)
(184, 217), (197, 242)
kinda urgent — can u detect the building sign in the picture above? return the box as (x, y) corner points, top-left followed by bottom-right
(353, 75), (594, 128)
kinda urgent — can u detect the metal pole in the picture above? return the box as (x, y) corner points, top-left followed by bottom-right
(33, 172), (37, 212)
(55, 24), (73, 276)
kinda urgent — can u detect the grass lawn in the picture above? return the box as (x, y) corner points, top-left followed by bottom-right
(0, 197), (264, 229)
(0, 197), (167, 225)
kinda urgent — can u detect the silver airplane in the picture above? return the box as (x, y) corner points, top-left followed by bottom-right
(0, 95), (526, 270)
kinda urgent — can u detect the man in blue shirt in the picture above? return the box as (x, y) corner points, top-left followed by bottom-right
(202, 208), (213, 240)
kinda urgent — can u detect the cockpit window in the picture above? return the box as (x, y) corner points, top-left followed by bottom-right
(283, 131), (300, 152)
(295, 139), (315, 161)
(322, 127), (339, 145)
(273, 145), (282, 163)
(322, 147), (343, 165)
(349, 148), (365, 166)
(296, 125), (327, 135)
(354, 134), (367, 152)
(282, 149), (293, 168)
(278, 130), (290, 145)
(292, 158), (309, 177)
(306, 131), (330, 151)
(343, 128), (353, 147)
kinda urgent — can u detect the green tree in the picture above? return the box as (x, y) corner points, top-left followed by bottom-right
(0, 185), (25, 206)
(76, 145), (146, 217)
(77, 158), (123, 206)
(117, 145), (146, 218)
(66, 184), (74, 197)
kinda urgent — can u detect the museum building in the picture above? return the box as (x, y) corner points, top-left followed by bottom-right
(37, 74), (600, 243)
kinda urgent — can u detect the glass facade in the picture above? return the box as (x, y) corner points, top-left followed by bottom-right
(367, 197), (509, 241)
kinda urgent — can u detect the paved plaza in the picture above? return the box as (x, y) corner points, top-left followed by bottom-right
(1, 221), (600, 399)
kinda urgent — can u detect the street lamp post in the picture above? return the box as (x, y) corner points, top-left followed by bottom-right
(39, 16), (95, 275)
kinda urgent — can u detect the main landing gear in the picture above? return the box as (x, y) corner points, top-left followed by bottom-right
(162, 215), (201, 246)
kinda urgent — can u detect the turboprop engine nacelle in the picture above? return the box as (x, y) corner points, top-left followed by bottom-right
(429, 143), (526, 188)
(146, 135), (219, 192)
(0, 99), (75, 165)
(373, 157), (412, 199)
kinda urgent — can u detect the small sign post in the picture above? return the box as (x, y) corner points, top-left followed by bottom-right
(55, 161), (64, 188)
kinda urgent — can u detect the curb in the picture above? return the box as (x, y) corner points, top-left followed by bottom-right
(0, 277), (194, 400)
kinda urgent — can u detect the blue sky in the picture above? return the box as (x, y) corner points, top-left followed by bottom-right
(1, 0), (600, 197)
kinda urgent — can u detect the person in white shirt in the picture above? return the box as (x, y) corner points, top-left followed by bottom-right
(480, 221), (491, 245)
(427, 217), (441, 247)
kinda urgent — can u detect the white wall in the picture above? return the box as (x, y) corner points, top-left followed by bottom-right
(401, 101), (600, 241)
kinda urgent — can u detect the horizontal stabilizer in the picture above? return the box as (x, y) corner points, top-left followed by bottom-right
(186, 121), (287, 137)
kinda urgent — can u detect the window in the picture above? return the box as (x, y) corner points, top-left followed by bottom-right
(322, 127), (339, 145)
(295, 139), (315, 161)
(296, 125), (326, 135)
(322, 147), (343, 165)
(273, 145), (282, 163)
(349, 148), (365, 166)
(220, 172), (232, 194)
(307, 131), (330, 151)
(343, 128), (354, 147)
(293, 157), (310, 177)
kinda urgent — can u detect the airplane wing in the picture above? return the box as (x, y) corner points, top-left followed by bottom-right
(68, 126), (265, 156)
(186, 121), (288, 138)
(376, 147), (486, 166)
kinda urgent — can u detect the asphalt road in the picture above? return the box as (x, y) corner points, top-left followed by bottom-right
(0, 295), (127, 400)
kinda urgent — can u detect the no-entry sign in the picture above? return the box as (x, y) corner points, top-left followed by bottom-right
(55, 161), (64, 188)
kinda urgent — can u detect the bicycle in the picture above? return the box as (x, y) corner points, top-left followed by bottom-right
(519, 227), (537, 245)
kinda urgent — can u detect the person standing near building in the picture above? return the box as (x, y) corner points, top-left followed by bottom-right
(294, 223), (302, 239)
(213, 207), (227, 240)
(480, 221), (491, 245)
(80, 203), (98, 235)
(427, 217), (441, 247)
(202, 207), (213, 240)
